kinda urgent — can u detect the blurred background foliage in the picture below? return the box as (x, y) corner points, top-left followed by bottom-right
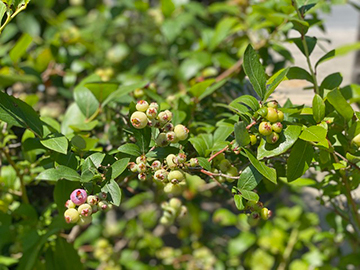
(0, 0), (359, 269)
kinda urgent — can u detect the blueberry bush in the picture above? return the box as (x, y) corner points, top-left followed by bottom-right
(1, 0), (360, 269)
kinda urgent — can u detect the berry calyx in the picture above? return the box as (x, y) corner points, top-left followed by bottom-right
(87, 195), (99, 205)
(166, 154), (178, 169)
(258, 122), (272, 136)
(130, 111), (148, 129)
(272, 122), (283, 133)
(70, 189), (88, 205)
(78, 203), (93, 217)
(154, 169), (168, 182)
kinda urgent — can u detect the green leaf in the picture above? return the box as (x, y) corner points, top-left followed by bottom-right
(237, 165), (262, 190)
(312, 94), (325, 123)
(286, 66), (313, 83)
(234, 122), (250, 147)
(230, 95), (260, 112)
(257, 125), (302, 160)
(0, 91), (43, 137)
(161, 0), (175, 17)
(299, 126), (327, 142)
(265, 68), (289, 100)
(84, 82), (119, 103)
(234, 195), (245, 210)
(9, 33), (32, 63)
(287, 139), (314, 182)
(53, 180), (80, 214)
(199, 79), (228, 100)
(106, 158), (130, 179)
(209, 17), (237, 51)
(189, 79), (215, 98)
(102, 179), (122, 206)
(244, 149), (277, 184)
(117, 144), (141, 157)
(36, 165), (81, 182)
(243, 45), (267, 100)
(40, 133), (68, 154)
(132, 127), (151, 154)
(238, 189), (259, 202)
(197, 157), (211, 171)
(189, 136), (207, 157)
(146, 146), (178, 159)
(320, 72), (342, 92)
(0, 2), (7, 22)
(102, 82), (148, 107)
(315, 42), (360, 69)
(326, 89), (354, 121)
(73, 86), (99, 119)
(61, 103), (86, 136)
(290, 36), (317, 57)
(289, 18), (309, 35)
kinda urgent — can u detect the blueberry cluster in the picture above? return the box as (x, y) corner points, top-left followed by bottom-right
(128, 153), (190, 195)
(130, 100), (189, 146)
(63, 189), (111, 226)
(159, 198), (187, 226)
(210, 153), (239, 183)
(246, 200), (271, 225)
(251, 100), (285, 145)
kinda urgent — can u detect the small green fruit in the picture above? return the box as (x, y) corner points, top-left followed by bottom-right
(174, 124), (189, 141)
(277, 110), (284, 122)
(134, 88), (144, 98)
(266, 107), (279, 123)
(166, 131), (178, 143)
(352, 133), (360, 147)
(78, 203), (93, 217)
(272, 122), (283, 133)
(77, 215), (92, 226)
(65, 199), (76, 208)
(135, 100), (149, 112)
(155, 133), (169, 147)
(189, 158), (199, 167)
(149, 102), (159, 110)
(219, 159), (231, 173)
(154, 169), (168, 182)
(130, 111), (148, 129)
(267, 100), (278, 108)
(257, 107), (268, 118)
(87, 195), (99, 205)
(167, 170), (185, 183)
(260, 207), (270, 220)
(151, 160), (162, 170)
(64, 208), (80, 224)
(259, 121), (272, 136)
(266, 132), (280, 144)
(166, 154), (178, 169)
(169, 198), (182, 211)
(250, 134), (257, 145)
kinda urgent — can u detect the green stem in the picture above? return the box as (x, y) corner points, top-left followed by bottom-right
(278, 225), (299, 270)
(291, 0), (319, 95)
(0, 3), (29, 34)
(0, 148), (29, 204)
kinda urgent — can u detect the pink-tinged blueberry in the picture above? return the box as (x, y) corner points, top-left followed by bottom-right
(70, 189), (88, 205)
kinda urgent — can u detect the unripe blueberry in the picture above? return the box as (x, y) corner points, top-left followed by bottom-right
(137, 162), (147, 173)
(134, 88), (144, 98)
(158, 111), (170, 123)
(163, 182), (183, 195)
(179, 205), (188, 218)
(154, 169), (168, 182)
(218, 159), (231, 173)
(155, 133), (169, 147)
(266, 107), (279, 123)
(146, 107), (158, 119)
(226, 166), (238, 177)
(258, 121), (272, 136)
(266, 132), (280, 144)
(163, 123), (174, 132)
(135, 100), (149, 112)
(257, 107), (268, 118)
(215, 175), (226, 183)
(77, 215), (92, 226)
(174, 124), (189, 141)
(251, 211), (260, 219)
(78, 203), (93, 217)
(64, 208), (80, 224)
(272, 122), (283, 133)
(189, 158), (199, 167)
(260, 207), (270, 220)
(65, 199), (76, 208)
(3, 193), (13, 203)
(277, 110), (284, 122)
(250, 134), (257, 145)
(128, 162), (139, 173)
(92, 204), (99, 214)
(98, 201), (109, 211)
(147, 120), (154, 127)
(160, 216), (170, 225)
(177, 153), (187, 163)
(166, 131), (178, 143)
(87, 195), (99, 205)
(352, 133), (360, 147)
(212, 153), (225, 166)
(130, 111), (148, 129)
(70, 189), (88, 205)
(164, 110), (173, 121)
(246, 200), (262, 212)
(168, 170), (185, 183)
(149, 102), (159, 110)
(136, 155), (146, 164)
(267, 100), (278, 108)
(151, 160), (162, 170)
(166, 154), (178, 169)
(98, 192), (107, 200)
(138, 172), (147, 181)
(169, 198), (182, 211)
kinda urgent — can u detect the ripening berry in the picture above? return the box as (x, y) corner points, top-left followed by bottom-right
(130, 111), (148, 129)
(189, 158), (199, 167)
(164, 110), (173, 121)
(138, 172), (147, 181)
(166, 154), (178, 169)
(174, 124), (189, 141)
(258, 121), (272, 136)
(98, 192), (107, 200)
(168, 170), (185, 183)
(78, 203), (93, 217)
(272, 122), (283, 133)
(137, 162), (147, 173)
(98, 201), (109, 211)
(226, 166), (238, 177)
(166, 131), (178, 143)
(352, 133), (360, 147)
(212, 153), (225, 166)
(64, 208), (80, 224)
(277, 110), (284, 122)
(266, 132), (280, 144)
(250, 134), (257, 145)
(260, 207), (270, 220)
(163, 123), (174, 132)
(136, 155), (146, 164)
(87, 195), (99, 205)
(77, 215), (92, 226)
(128, 162), (139, 173)
(163, 182), (183, 195)
(151, 160), (162, 170)
(155, 133), (169, 147)
(149, 102), (159, 110)
(169, 198), (182, 211)
(158, 111), (170, 123)
(136, 100), (149, 112)
(154, 169), (168, 182)
(177, 153), (187, 163)
(160, 216), (170, 225)
(179, 205), (188, 218)
(134, 88), (144, 98)
(266, 107), (279, 123)
(146, 107), (158, 119)
(219, 159), (231, 173)
(267, 100), (278, 108)
(70, 189), (88, 205)
(65, 199), (76, 209)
